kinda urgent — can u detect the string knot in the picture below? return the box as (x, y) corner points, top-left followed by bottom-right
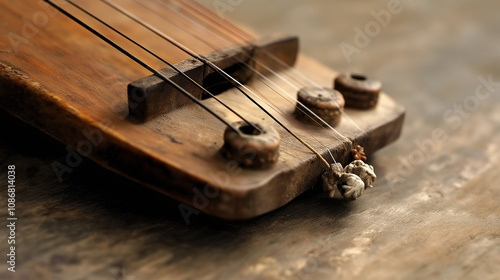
(322, 160), (376, 200)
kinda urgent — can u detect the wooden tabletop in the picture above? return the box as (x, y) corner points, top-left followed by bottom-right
(1, 1), (499, 279)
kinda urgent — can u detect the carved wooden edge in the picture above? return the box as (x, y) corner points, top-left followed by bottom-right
(0, 61), (213, 210)
(0, 59), (405, 220)
(0, 61), (259, 220)
(204, 101), (405, 220)
(127, 35), (299, 121)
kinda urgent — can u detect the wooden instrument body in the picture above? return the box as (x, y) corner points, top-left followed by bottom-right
(0, 0), (404, 219)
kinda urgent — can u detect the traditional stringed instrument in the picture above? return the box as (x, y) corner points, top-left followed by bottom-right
(0, 0), (404, 220)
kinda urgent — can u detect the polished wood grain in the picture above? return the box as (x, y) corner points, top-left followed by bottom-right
(0, 0), (404, 219)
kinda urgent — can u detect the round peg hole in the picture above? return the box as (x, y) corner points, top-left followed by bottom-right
(221, 121), (280, 168)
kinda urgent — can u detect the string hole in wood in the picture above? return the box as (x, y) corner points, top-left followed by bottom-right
(350, 74), (367, 81)
(221, 121), (280, 168)
(238, 123), (262, 136)
(334, 73), (382, 109)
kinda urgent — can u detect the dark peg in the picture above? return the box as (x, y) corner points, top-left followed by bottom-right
(334, 73), (382, 109)
(295, 87), (345, 126)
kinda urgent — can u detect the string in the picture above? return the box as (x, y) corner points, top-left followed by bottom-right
(184, 0), (366, 136)
(42, 0), (246, 134)
(97, 0), (332, 168)
(45, 0), (331, 168)
(64, 0), (262, 134)
(135, 0), (349, 163)
(141, 0), (347, 161)
(141, 0), (347, 162)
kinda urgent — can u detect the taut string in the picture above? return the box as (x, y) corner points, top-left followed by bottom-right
(140, 0), (350, 161)
(183, 0), (366, 136)
(45, 0), (335, 168)
(64, 0), (263, 134)
(98, 0), (332, 167)
(43, 0), (243, 133)
(140, 0), (347, 162)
